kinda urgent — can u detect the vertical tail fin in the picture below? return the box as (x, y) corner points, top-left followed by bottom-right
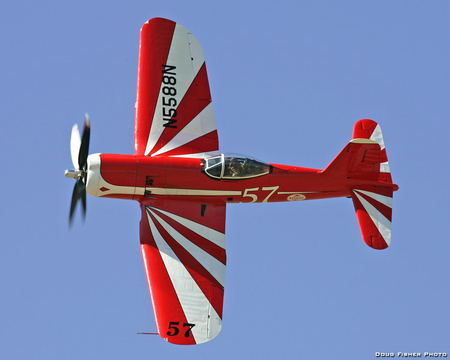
(350, 119), (398, 250)
(352, 119), (393, 184)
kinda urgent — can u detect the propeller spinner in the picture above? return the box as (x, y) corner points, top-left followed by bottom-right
(65, 114), (91, 225)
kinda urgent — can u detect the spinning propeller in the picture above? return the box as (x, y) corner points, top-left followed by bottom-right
(65, 114), (91, 225)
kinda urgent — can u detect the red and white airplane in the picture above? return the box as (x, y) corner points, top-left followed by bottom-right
(65, 18), (399, 345)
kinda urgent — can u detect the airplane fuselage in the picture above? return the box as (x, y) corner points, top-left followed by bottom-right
(85, 153), (378, 205)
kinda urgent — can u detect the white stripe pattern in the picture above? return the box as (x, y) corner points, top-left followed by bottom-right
(353, 190), (392, 246)
(370, 124), (385, 151)
(146, 187), (242, 199)
(148, 206), (226, 249)
(370, 124), (390, 174)
(380, 161), (391, 173)
(170, 151), (220, 159)
(144, 24), (217, 157)
(151, 103), (217, 156)
(145, 208), (222, 343)
(147, 208), (226, 286)
(354, 189), (393, 208)
(145, 24), (196, 155)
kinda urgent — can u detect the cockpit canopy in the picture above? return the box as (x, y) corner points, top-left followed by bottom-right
(203, 153), (272, 180)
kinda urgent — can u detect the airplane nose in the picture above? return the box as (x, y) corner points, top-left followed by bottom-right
(86, 153), (102, 197)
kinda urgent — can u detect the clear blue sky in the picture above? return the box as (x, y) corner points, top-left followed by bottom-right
(1, 1), (449, 359)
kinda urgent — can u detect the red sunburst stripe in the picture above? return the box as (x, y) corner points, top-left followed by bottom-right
(145, 200), (226, 233)
(148, 63), (214, 156)
(135, 19), (176, 156)
(380, 148), (388, 165)
(150, 206), (226, 264)
(139, 205), (195, 345)
(351, 192), (389, 249)
(354, 209), (388, 249)
(353, 190), (392, 221)
(148, 211), (224, 318)
(158, 130), (219, 157)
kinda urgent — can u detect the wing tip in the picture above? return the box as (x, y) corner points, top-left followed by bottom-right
(143, 17), (176, 28)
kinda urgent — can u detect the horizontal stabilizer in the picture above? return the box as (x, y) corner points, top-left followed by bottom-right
(351, 185), (393, 250)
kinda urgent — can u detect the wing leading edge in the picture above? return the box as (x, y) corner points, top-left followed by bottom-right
(139, 200), (226, 345)
(134, 18), (219, 158)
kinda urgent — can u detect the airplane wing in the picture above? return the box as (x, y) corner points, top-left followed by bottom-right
(139, 199), (226, 345)
(134, 18), (219, 158)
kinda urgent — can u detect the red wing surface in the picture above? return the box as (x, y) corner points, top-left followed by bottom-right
(139, 200), (226, 345)
(134, 18), (219, 158)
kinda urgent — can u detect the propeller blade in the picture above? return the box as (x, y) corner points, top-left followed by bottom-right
(69, 178), (87, 225)
(78, 178), (87, 219)
(70, 124), (81, 169)
(68, 113), (90, 227)
(69, 181), (79, 226)
(78, 113), (91, 170)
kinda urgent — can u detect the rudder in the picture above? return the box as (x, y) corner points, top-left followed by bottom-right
(353, 119), (393, 184)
